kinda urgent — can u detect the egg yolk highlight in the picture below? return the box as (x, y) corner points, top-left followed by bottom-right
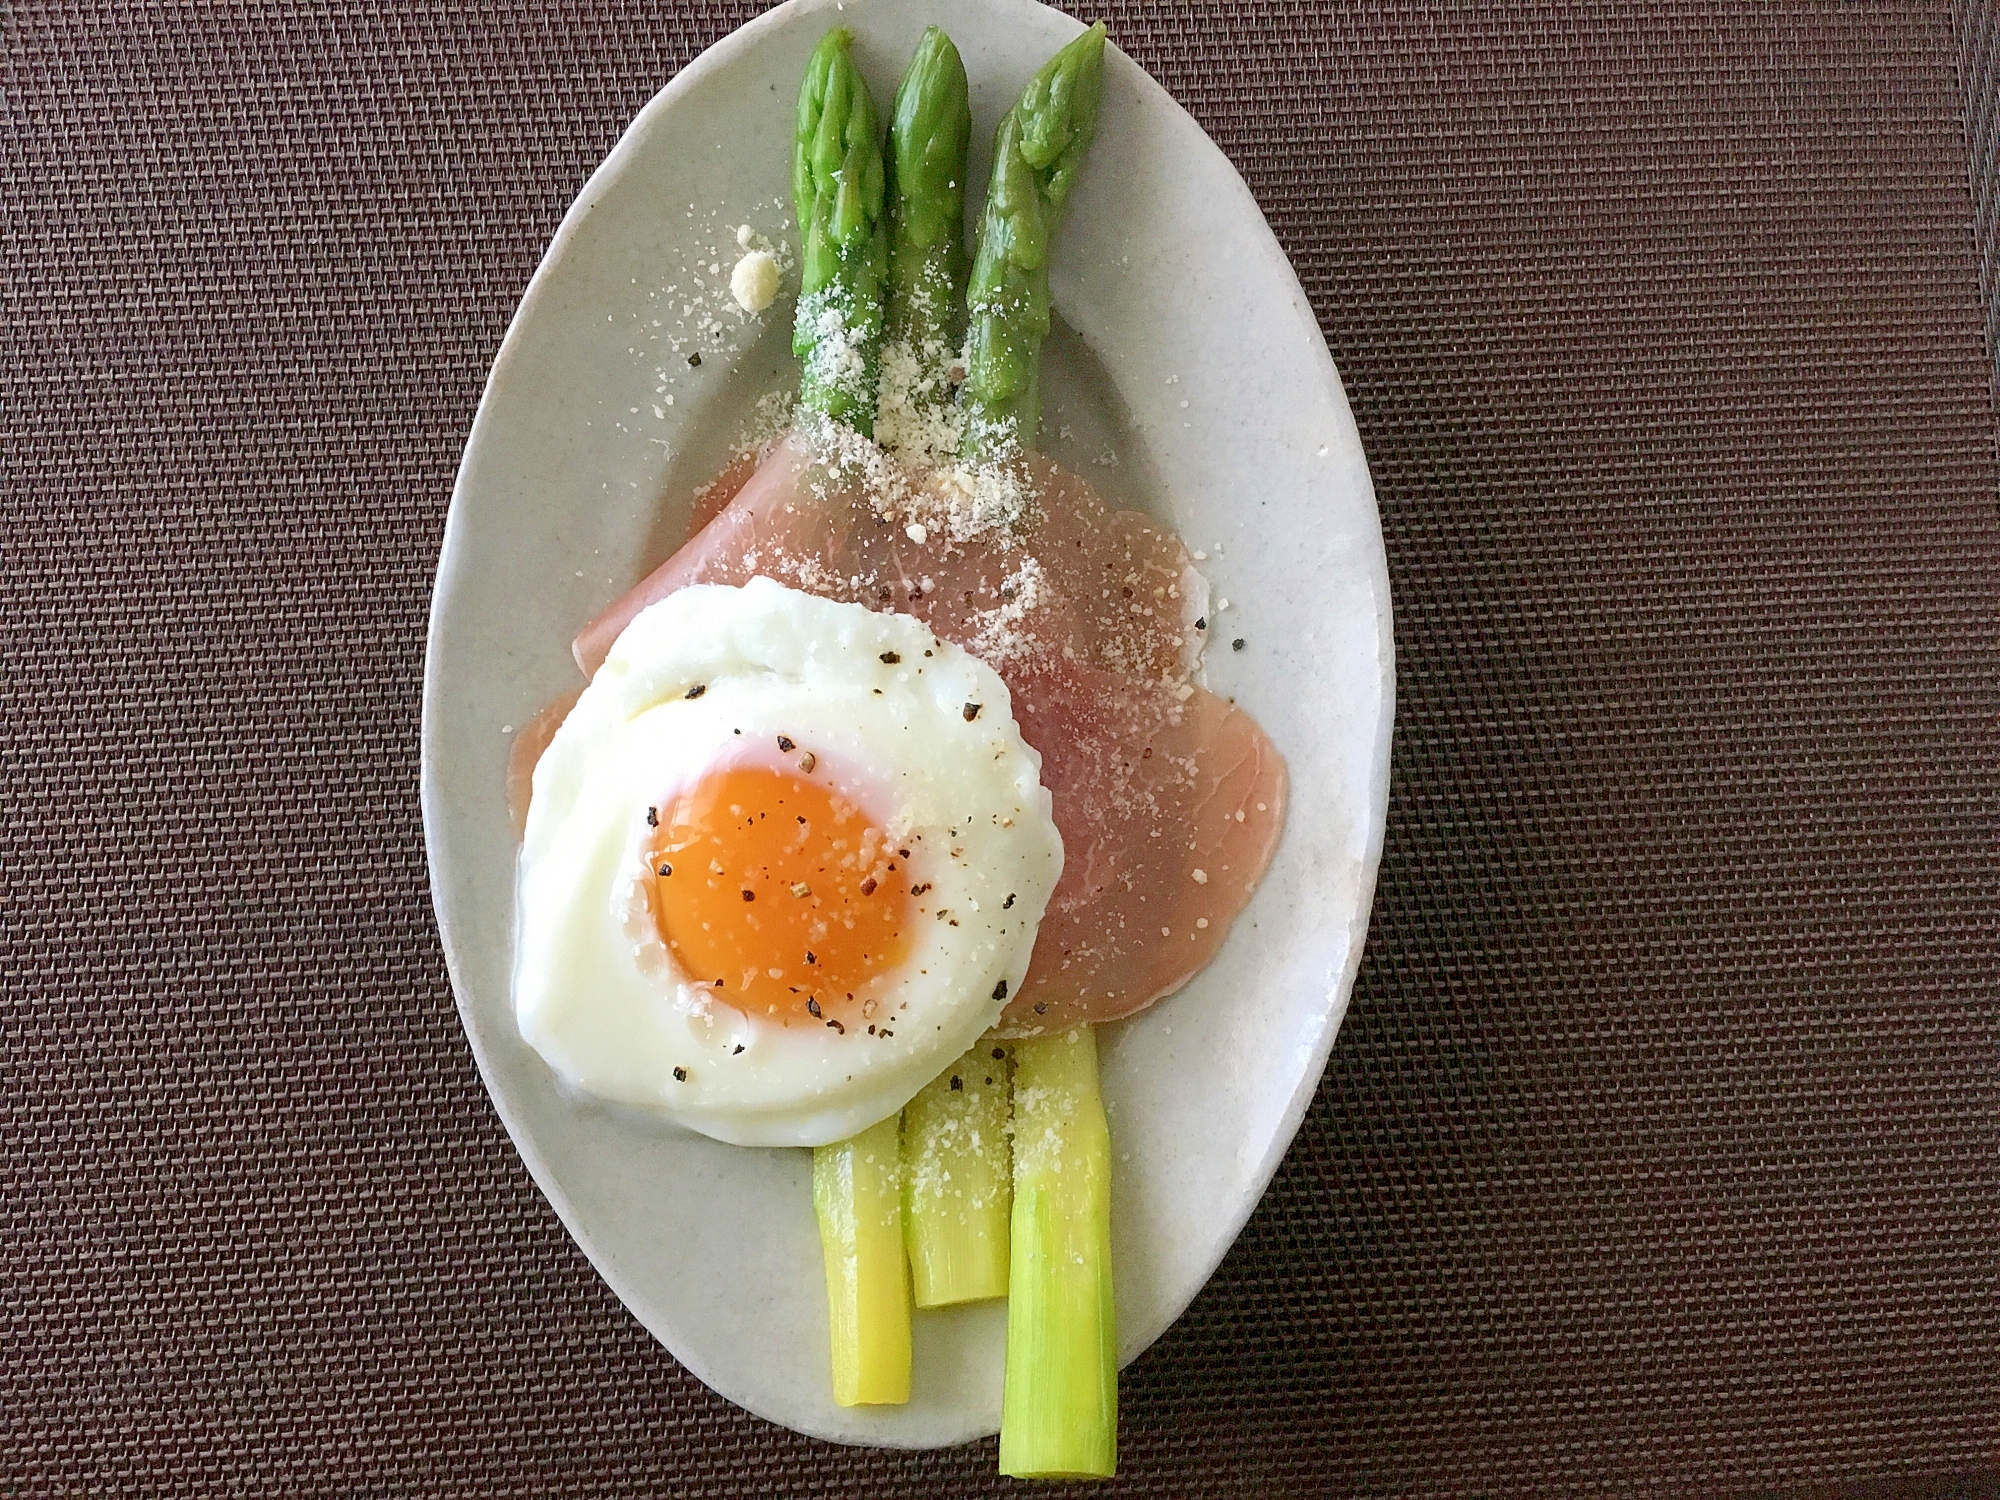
(647, 764), (912, 1026)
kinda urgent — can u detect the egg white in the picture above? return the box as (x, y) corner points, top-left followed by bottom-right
(515, 578), (1064, 1147)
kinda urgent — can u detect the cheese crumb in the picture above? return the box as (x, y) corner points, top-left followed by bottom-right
(1192, 868), (1208, 884)
(730, 250), (780, 313)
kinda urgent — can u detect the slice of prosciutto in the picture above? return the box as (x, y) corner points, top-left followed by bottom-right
(1004, 659), (1285, 1033)
(568, 423), (1286, 1034)
(575, 430), (1203, 687)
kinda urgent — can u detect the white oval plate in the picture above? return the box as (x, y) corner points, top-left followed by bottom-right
(422, 0), (1392, 1449)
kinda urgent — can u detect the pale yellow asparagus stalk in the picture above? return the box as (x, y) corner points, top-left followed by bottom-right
(812, 1112), (911, 1405)
(999, 1025), (1116, 1479)
(902, 1039), (1013, 1307)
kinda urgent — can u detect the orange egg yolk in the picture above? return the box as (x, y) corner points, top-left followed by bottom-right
(646, 764), (912, 1027)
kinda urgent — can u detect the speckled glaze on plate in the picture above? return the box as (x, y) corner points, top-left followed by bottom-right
(421, 0), (1392, 1448)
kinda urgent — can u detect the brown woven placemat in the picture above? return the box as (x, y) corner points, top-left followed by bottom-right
(7, 2), (2000, 1496)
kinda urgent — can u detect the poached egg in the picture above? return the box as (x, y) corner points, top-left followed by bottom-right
(515, 578), (1064, 1146)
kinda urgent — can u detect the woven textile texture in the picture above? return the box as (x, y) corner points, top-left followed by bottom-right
(1963, 0), (2000, 392)
(6, 2), (2000, 1496)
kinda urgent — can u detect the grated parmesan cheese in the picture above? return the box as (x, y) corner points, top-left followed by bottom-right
(794, 410), (1037, 550)
(875, 335), (964, 461)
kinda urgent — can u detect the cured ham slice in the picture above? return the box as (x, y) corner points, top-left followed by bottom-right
(1000, 660), (1285, 1034)
(574, 429), (1204, 687)
(685, 452), (760, 535)
(564, 423), (1286, 1030)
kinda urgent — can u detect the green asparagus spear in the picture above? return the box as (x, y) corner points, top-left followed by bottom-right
(902, 1039), (1012, 1307)
(793, 28), (889, 435)
(886, 26), (972, 354)
(999, 1025), (1117, 1479)
(878, 26), (973, 457)
(959, 22), (1109, 458)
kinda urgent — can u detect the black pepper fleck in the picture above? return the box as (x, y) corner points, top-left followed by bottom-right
(1003, 893), (1015, 910)
(1033, 1002), (1048, 1015)
(688, 351), (702, 366)
(672, 1066), (688, 1082)
(991, 1047), (1005, 1060)
(828, 1019), (845, 1034)
(859, 877), (877, 895)
(949, 1076), (963, 1092)
(685, 683), (707, 699)
(962, 702), (982, 721)
(806, 997), (822, 1018)
(733, 1043), (744, 1054)
(1232, 638), (1245, 651)
(992, 979), (1009, 1001)
(777, 735), (795, 752)
(741, 889), (755, 902)
(657, 863), (673, 877)
(645, 806), (658, 828)
(879, 651), (901, 664)
(1195, 617), (1207, 631)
